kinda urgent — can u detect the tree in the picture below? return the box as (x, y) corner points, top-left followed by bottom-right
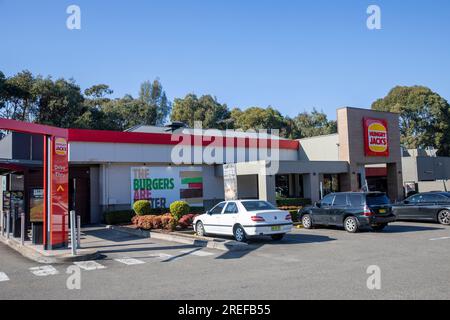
(171, 94), (230, 129)
(230, 107), (286, 133)
(1, 70), (36, 121)
(372, 86), (450, 156)
(139, 79), (171, 126)
(291, 108), (337, 138)
(33, 76), (85, 128)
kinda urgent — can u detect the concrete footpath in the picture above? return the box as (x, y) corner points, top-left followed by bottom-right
(0, 224), (249, 264)
(107, 225), (250, 252)
(0, 234), (100, 264)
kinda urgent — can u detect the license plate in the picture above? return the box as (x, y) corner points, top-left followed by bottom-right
(379, 209), (386, 214)
(271, 226), (281, 231)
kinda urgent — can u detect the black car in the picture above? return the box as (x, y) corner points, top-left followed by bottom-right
(392, 192), (450, 225)
(299, 192), (396, 233)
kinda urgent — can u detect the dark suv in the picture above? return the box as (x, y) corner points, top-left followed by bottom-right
(299, 192), (396, 233)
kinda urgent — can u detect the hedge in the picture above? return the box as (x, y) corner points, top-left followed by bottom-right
(104, 210), (135, 225)
(276, 198), (311, 207)
(170, 201), (190, 221)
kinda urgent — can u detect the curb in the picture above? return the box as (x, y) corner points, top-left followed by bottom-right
(0, 235), (100, 264)
(107, 225), (250, 252)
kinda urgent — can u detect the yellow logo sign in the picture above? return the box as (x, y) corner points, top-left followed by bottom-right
(367, 122), (388, 153)
(55, 138), (68, 156)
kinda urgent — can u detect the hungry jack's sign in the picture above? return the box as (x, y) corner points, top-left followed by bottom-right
(363, 118), (389, 157)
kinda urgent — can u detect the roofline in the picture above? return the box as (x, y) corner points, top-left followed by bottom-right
(0, 118), (300, 150)
(336, 106), (400, 115)
(68, 128), (300, 150)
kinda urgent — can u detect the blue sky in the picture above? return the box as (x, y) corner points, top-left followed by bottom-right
(1, 0), (450, 119)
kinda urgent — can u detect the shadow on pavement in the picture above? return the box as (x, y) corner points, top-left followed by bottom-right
(216, 233), (336, 260)
(381, 224), (444, 233)
(82, 226), (139, 243)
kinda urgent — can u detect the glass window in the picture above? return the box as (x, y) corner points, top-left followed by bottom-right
(210, 203), (225, 215)
(322, 174), (340, 196)
(275, 175), (289, 198)
(348, 194), (364, 207)
(407, 194), (422, 203)
(366, 193), (391, 205)
(241, 201), (277, 212)
(321, 194), (334, 207)
(422, 194), (447, 203)
(224, 202), (239, 214)
(333, 194), (348, 206)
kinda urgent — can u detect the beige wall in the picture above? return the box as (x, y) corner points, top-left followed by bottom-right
(299, 134), (339, 161)
(337, 107), (403, 200)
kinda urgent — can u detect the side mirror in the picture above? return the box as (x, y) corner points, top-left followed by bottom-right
(403, 200), (410, 205)
(315, 202), (321, 208)
(206, 210), (212, 215)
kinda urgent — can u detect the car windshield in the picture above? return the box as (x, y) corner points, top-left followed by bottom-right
(366, 194), (391, 205)
(241, 201), (277, 211)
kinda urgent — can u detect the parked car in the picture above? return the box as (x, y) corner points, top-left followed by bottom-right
(193, 200), (293, 242)
(298, 192), (396, 233)
(392, 192), (450, 225)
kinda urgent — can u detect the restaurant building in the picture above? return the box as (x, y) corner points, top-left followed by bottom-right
(0, 107), (409, 248)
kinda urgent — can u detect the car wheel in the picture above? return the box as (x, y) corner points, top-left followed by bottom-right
(437, 210), (450, 225)
(302, 214), (313, 229)
(371, 224), (387, 232)
(271, 234), (285, 241)
(344, 216), (359, 233)
(233, 225), (247, 242)
(196, 221), (206, 237)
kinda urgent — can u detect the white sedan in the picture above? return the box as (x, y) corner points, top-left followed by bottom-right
(193, 200), (293, 242)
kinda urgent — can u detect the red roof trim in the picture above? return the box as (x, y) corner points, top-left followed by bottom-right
(0, 119), (299, 150)
(68, 128), (300, 150)
(0, 118), (68, 137)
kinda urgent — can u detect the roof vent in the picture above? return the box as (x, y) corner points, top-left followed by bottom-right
(164, 122), (187, 132)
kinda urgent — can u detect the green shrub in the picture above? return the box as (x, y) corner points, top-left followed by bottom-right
(170, 201), (190, 221)
(104, 210), (135, 225)
(133, 200), (152, 216)
(276, 198), (311, 207)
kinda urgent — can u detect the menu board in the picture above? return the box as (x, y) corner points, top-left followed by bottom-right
(30, 188), (44, 223)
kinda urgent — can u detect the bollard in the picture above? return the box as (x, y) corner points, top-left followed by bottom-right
(76, 215), (81, 249)
(0, 210), (3, 237)
(70, 210), (77, 256)
(6, 212), (10, 239)
(20, 213), (25, 245)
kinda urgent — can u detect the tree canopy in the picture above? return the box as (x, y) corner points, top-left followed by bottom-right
(171, 94), (230, 129)
(0, 70), (170, 131)
(372, 86), (450, 156)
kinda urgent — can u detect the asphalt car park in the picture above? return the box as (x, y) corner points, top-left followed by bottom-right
(1, 221), (449, 300)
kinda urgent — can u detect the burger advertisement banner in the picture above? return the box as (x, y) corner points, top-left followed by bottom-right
(363, 118), (389, 157)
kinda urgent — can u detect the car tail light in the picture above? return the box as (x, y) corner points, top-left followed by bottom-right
(285, 214), (292, 221)
(363, 205), (374, 217)
(251, 216), (265, 222)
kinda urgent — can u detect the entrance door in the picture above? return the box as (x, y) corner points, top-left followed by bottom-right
(69, 167), (91, 225)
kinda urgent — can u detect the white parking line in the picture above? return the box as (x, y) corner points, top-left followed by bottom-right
(74, 261), (106, 271)
(429, 237), (450, 241)
(29, 265), (59, 277)
(180, 249), (214, 257)
(114, 258), (146, 266)
(0, 272), (10, 282)
(148, 253), (175, 260)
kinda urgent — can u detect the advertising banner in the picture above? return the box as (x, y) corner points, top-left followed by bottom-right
(131, 167), (203, 209)
(223, 164), (238, 201)
(363, 118), (389, 157)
